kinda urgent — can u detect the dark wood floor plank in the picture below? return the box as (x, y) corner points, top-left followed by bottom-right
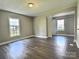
(0, 36), (78, 59)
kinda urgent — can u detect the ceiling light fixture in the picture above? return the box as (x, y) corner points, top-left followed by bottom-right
(28, 3), (34, 7)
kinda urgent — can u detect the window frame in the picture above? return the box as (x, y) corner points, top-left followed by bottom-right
(56, 19), (64, 31)
(9, 18), (20, 37)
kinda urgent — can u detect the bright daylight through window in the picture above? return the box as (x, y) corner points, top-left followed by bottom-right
(57, 19), (64, 31)
(9, 18), (20, 37)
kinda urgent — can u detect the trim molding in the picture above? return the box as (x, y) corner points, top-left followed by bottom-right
(35, 35), (48, 38)
(76, 40), (79, 48)
(0, 35), (48, 46)
(0, 35), (34, 46)
(53, 34), (74, 36)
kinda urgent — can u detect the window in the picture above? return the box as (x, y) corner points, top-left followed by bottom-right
(9, 18), (20, 37)
(57, 19), (64, 31)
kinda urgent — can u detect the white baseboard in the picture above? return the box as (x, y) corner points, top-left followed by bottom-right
(35, 35), (48, 38)
(0, 35), (34, 46)
(76, 40), (79, 48)
(47, 35), (52, 38)
(21, 35), (35, 39)
(53, 34), (74, 36)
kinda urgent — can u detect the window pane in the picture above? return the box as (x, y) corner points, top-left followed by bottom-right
(9, 18), (20, 37)
(57, 19), (64, 31)
(9, 18), (19, 26)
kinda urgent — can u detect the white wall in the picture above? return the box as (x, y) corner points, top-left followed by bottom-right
(34, 16), (47, 38)
(47, 17), (56, 37)
(34, 16), (57, 38)
(77, 0), (79, 48)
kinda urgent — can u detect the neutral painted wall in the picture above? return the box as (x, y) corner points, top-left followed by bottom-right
(74, 8), (77, 41)
(34, 16), (47, 38)
(34, 14), (75, 38)
(47, 14), (75, 37)
(54, 15), (74, 35)
(65, 15), (74, 34)
(0, 12), (3, 41)
(0, 10), (33, 43)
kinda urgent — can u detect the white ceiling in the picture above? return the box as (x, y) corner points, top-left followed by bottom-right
(0, 0), (77, 16)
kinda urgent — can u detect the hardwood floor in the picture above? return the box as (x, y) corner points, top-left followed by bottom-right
(0, 36), (78, 59)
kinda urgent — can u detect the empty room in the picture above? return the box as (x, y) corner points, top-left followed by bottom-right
(0, 0), (79, 59)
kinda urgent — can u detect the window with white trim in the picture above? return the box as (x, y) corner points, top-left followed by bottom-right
(9, 18), (20, 37)
(57, 19), (64, 31)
